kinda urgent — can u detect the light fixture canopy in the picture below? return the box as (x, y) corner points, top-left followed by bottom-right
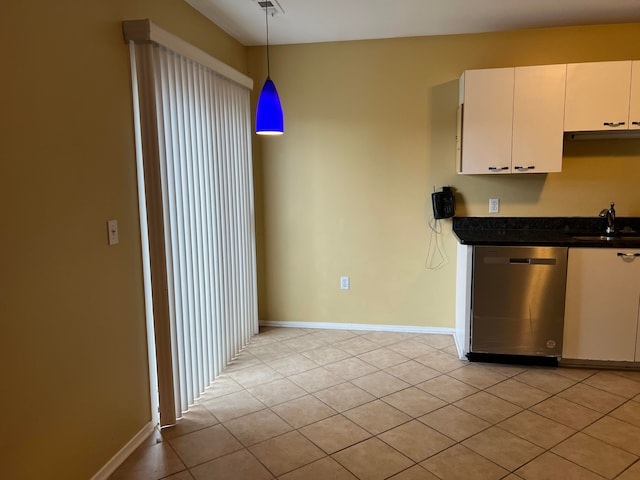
(255, 1), (284, 135)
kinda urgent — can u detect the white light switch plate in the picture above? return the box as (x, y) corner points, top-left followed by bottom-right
(489, 198), (500, 214)
(340, 276), (350, 290)
(107, 219), (119, 245)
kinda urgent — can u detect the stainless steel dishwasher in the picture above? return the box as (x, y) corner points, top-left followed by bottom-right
(469, 246), (568, 360)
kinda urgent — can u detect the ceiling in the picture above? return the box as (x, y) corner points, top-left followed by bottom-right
(185, 0), (640, 46)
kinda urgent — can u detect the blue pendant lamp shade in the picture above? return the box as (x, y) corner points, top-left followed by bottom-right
(256, 77), (284, 135)
(256, 3), (284, 135)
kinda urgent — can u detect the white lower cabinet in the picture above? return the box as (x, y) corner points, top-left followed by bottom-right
(563, 248), (640, 362)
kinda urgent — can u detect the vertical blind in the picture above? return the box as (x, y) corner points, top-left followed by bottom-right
(126, 20), (258, 425)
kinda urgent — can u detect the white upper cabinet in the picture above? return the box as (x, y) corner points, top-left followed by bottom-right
(564, 61), (633, 132)
(458, 68), (514, 174)
(458, 64), (565, 174)
(512, 64), (566, 173)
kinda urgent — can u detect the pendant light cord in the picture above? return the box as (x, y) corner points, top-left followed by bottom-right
(265, 6), (271, 78)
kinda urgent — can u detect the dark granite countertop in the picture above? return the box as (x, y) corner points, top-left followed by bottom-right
(453, 217), (640, 248)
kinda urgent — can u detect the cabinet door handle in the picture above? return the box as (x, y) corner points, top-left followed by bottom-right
(632, 121), (640, 126)
(514, 166), (535, 172)
(603, 121), (626, 127)
(488, 166), (509, 172)
(617, 252), (640, 259)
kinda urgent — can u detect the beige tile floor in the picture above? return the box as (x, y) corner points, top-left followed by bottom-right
(110, 327), (640, 480)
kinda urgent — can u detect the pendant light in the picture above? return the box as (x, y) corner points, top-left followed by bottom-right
(255, 2), (284, 135)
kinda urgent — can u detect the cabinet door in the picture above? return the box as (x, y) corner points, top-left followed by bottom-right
(564, 61), (632, 132)
(563, 248), (640, 362)
(629, 60), (640, 130)
(459, 68), (514, 174)
(512, 64), (566, 173)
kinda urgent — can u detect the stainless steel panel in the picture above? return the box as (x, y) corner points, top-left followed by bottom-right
(471, 246), (568, 356)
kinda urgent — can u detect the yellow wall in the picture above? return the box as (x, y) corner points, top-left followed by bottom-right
(0, 1), (245, 478)
(248, 23), (640, 329)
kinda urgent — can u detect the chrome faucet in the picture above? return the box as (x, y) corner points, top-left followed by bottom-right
(599, 202), (616, 236)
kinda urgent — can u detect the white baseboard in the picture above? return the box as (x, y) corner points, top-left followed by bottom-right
(259, 320), (455, 336)
(90, 420), (156, 480)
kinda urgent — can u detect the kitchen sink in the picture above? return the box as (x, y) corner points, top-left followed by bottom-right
(572, 235), (640, 242)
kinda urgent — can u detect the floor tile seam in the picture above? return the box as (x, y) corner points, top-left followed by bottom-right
(221, 410), (297, 448)
(266, 396), (340, 430)
(480, 377), (556, 411)
(577, 377), (640, 402)
(188, 445), (272, 478)
(220, 438), (280, 478)
(414, 407), (495, 444)
(453, 387), (525, 418)
(315, 352), (383, 371)
(578, 418), (640, 457)
(201, 392), (270, 424)
(524, 405), (605, 431)
(412, 357), (468, 374)
(591, 367), (640, 378)
(356, 359), (411, 371)
(444, 372), (509, 391)
(160, 420), (220, 442)
(556, 392), (628, 416)
(377, 387), (448, 416)
(326, 452), (372, 480)
(347, 413), (417, 437)
(459, 430), (547, 473)
(609, 370), (640, 383)
(157, 468), (191, 480)
(507, 376), (578, 397)
(490, 422), (569, 451)
(372, 435), (427, 465)
(244, 430), (331, 478)
(257, 448), (328, 479)
(414, 382), (481, 404)
(248, 388), (309, 409)
(295, 417), (374, 455)
(534, 387), (609, 421)
(165, 423), (247, 471)
(609, 398), (640, 424)
(419, 443), (509, 478)
(135, 434), (189, 480)
(299, 343), (352, 355)
(616, 458), (640, 479)
(327, 438), (418, 480)
(554, 367), (600, 382)
(374, 424), (455, 464)
(250, 350), (306, 364)
(510, 449), (588, 479)
(488, 373), (551, 393)
(379, 361), (442, 385)
(549, 435), (637, 479)
(509, 376), (608, 415)
(383, 464), (426, 480)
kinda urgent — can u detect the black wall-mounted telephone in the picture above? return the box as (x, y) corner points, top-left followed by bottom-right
(432, 186), (456, 219)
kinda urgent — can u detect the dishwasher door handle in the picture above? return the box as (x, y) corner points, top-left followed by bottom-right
(509, 257), (557, 265)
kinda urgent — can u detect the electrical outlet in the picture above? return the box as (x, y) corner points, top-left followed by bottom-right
(340, 276), (350, 290)
(489, 198), (500, 214)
